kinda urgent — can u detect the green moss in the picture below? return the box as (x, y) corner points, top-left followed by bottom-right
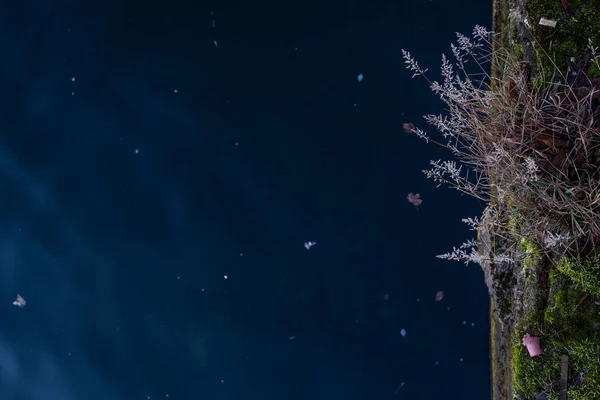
(514, 338), (600, 399)
(512, 268), (600, 399)
(556, 255), (600, 297)
(512, 340), (561, 397)
(525, 0), (600, 84)
(514, 43), (524, 61)
(519, 236), (539, 253)
(507, 210), (525, 234)
(545, 269), (597, 343)
(519, 236), (543, 271)
(567, 340), (600, 399)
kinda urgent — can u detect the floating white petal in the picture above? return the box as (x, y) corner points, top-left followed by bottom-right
(304, 241), (316, 250)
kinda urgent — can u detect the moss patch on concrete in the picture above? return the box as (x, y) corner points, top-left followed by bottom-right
(511, 264), (600, 399)
(524, 0), (600, 85)
(557, 255), (600, 297)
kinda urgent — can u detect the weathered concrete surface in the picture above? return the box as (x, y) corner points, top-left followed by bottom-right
(480, 209), (515, 400)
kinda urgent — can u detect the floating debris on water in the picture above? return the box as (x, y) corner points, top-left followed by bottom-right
(12, 294), (26, 308)
(407, 193), (422, 207)
(304, 241), (316, 250)
(400, 328), (406, 337)
(394, 382), (405, 394)
(435, 290), (444, 301)
(357, 73), (364, 82)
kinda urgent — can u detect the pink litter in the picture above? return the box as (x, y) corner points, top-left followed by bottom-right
(522, 333), (543, 357)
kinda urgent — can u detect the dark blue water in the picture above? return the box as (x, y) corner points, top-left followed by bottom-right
(0, 0), (492, 399)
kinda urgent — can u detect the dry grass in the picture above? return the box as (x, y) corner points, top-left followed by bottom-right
(402, 26), (600, 266)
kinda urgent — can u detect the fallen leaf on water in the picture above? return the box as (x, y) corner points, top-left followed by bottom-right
(407, 193), (422, 207)
(12, 294), (26, 308)
(403, 122), (415, 134)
